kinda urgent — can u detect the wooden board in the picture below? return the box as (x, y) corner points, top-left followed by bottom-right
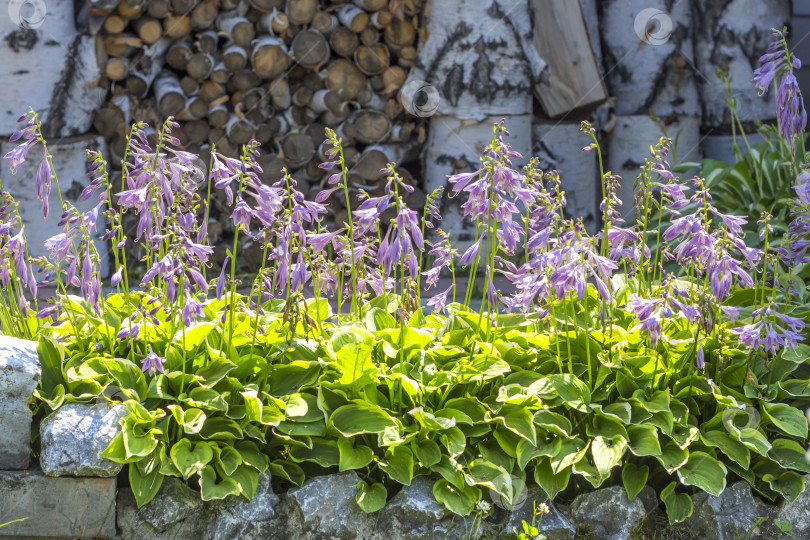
(530, 0), (607, 118)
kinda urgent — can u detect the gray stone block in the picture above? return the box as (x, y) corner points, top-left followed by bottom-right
(117, 479), (208, 540)
(0, 468), (116, 538)
(0, 336), (39, 470)
(684, 481), (771, 540)
(570, 485), (648, 540)
(40, 402), (125, 477)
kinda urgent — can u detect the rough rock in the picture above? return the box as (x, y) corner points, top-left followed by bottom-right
(117, 479), (208, 540)
(39, 402), (125, 477)
(208, 471), (282, 540)
(0, 336), (40, 469)
(777, 475), (810, 538)
(0, 468), (116, 538)
(570, 485), (648, 540)
(287, 471), (371, 539)
(501, 485), (576, 540)
(375, 477), (450, 539)
(683, 481), (771, 540)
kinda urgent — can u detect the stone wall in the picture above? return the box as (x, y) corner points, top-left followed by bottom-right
(3, 335), (810, 539)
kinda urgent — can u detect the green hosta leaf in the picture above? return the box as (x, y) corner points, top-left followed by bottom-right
(627, 424), (662, 457)
(329, 403), (399, 437)
(534, 459), (571, 501)
(600, 402), (632, 424)
(33, 385), (65, 411)
(547, 374), (591, 411)
(676, 452), (727, 497)
(660, 481), (693, 524)
(277, 420), (327, 437)
(670, 424), (700, 450)
(364, 307), (397, 331)
(380, 446), (414, 485)
(289, 438), (340, 468)
(497, 404), (537, 445)
(270, 459), (305, 487)
(196, 356), (237, 387)
(732, 427), (772, 456)
(123, 422), (158, 459)
(129, 459), (164, 508)
(431, 456), (465, 489)
(409, 407), (456, 431)
(174, 321), (217, 352)
(592, 436), (627, 478)
(166, 404), (206, 435)
(99, 432), (142, 464)
(622, 463), (648, 502)
(218, 446), (243, 476)
(170, 439), (213, 480)
(657, 440), (689, 474)
(230, 464), (259, 499)
(763, 403), (809, 439)
(516, 436), (561, 470)
(761, 469), (805, 503)
(412, 439), (441, 468)
(242, 391), (284, 426)
(701, 431), (750, 470)
(198, 417), (243, 441)
(268, 361), (320, 396)
(769, 439), (810, 473)
(355, 481), (387, 513)
(199, 465), (240, 500)
(105, 358), (148, 401)
(432, 479), (480, 516)
(185, 387), (228, 412)
(439, 426), (466, 458)
(468, 459), (519, 505)
(533, 410), (573, 437)
(328, 328), (378, 389)
(37, 335), (66, 396)
(235, 441), (268, 473)
(551, 438), (589, 474)
(337, 437), (374, 472)
(632, 389), (670, 413)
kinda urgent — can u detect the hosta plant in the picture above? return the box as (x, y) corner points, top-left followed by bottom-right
(1, 29), (810, 525)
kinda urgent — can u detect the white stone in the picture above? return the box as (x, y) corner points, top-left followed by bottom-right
(39, 402), (125, 477)
(0, 336), (39, 470)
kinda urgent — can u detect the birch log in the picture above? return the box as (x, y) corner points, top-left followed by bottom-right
(690, 0), (790, 126)
(407, 0), (544, 243)
(533, 122), (598, 232)
(0, 135), (110, 277)
(607, 115), (701, 220)
(530, 0), (607, 117)
(601, 0), (699, 117)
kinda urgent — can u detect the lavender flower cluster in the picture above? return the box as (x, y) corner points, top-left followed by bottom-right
(2, 27), (810, 377)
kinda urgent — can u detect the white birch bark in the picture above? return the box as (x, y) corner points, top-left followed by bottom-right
(601, 0), (700, 117)
(0, 136), (110, 277)
(690, 0), (790, 127)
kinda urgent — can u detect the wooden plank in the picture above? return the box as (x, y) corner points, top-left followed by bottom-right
(531, 0), (607, 118)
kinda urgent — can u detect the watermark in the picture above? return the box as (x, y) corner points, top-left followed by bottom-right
(721, 404), (761, 434)
(399, 80), (440, 118)
(8, 0), (46, 29)
(490, 474), (528, 511)
(95, 384), (129, 405)
(634, 8), (673, 46)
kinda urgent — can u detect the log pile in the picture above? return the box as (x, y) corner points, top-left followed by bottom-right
(92, 0), (425, 230)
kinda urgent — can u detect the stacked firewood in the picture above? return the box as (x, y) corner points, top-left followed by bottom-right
(92, 0), (425, 232)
